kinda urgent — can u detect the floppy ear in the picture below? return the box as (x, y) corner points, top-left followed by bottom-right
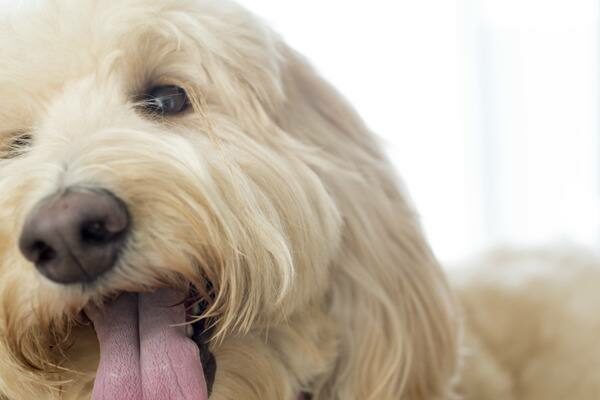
(275, 48), (461, 399)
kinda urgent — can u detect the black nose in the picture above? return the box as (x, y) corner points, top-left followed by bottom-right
(19, 189), (130, 284)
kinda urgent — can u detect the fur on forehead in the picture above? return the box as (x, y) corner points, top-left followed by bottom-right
(0, 0), (285, 125)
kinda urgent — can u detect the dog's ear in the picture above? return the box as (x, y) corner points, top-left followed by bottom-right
(275, 48), (461, 398)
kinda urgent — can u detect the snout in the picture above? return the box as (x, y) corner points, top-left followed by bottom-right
(19, 189), (130, 284)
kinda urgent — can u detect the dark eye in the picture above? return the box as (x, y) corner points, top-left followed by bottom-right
(142, 85), (190, 116)
(1, 132), (32, 159)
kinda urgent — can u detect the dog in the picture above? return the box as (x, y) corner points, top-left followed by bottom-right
(1, 1), (599, 399)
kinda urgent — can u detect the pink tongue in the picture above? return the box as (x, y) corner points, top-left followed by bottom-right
(88, 289), (209, 400)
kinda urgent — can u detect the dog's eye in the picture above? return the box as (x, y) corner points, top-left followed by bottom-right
(0, 132), (32, 159)
(142, 85), (190, 116)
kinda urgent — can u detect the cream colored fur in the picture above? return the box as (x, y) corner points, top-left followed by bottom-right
(456, 246), (600, 400)
(0, 1), (595, 399)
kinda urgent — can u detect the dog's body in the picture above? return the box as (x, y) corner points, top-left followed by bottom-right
(0, 1), (597, 399)
(457, 247), (600, 400)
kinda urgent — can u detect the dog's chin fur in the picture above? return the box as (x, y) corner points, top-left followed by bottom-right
(1, 0), (460, 399)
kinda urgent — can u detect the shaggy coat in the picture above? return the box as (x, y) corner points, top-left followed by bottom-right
(2, 1), (597, 400)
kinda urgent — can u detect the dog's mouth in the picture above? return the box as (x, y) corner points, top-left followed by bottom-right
(85, 288), (216, 400)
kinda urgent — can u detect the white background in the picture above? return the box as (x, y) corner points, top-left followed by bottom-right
(2, 0), (599, 265)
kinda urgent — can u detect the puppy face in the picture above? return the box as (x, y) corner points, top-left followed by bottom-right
(0, 1), (459, 399)
(2, 1), (342, 310)
(0, 0), (340, 384)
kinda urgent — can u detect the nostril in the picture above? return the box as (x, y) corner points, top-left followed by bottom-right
(31, 240), (57, 265)
(81, 220), (113, 245)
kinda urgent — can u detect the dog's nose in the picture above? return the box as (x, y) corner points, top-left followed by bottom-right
(19, 189), (130, 284)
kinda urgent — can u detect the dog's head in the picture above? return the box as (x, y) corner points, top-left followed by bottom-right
(0, 1), (459, 399)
